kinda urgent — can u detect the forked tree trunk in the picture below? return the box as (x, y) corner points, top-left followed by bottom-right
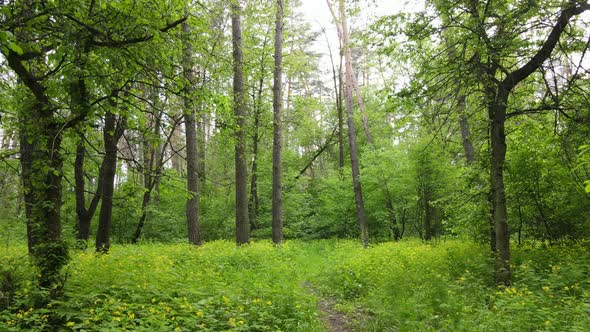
(95, 110), (126, 253)
(74, 141), (101, 242)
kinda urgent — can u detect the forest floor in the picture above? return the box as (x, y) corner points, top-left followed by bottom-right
(317, 296), (351, 332)
(1, 239), (590, 331)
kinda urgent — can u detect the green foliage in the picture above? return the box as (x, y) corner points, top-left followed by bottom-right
(318, 239), (590, 331)
(3, 239), (590, 331)
(0, 241), (325, 331)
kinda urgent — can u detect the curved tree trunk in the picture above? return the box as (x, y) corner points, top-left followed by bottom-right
(340, 0), (369, 247)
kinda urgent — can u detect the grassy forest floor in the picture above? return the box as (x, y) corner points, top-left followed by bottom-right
(1, 239), (590, 331)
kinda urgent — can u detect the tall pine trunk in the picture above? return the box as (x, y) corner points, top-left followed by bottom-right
(182, 18), (202, 245)
(272, 0), (284, 244)
(232, 1), (250, 245)
(340, 0), (369, 247)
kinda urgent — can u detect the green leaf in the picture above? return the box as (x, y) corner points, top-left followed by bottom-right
(7, 41), (23, 55)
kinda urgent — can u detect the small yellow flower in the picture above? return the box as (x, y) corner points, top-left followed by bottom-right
(128, 312), (135, 319)
(266, 300), (272, 306)
(66, 321), (75, 327)
(542, 286), (550, 292)
(196, 310), (204, 317)
(253, 298), (261, 303)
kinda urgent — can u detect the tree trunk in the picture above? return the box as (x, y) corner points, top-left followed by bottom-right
(19, 105), (66, 288)
(95, 110), (125, 253)
(74, 141), (99, 242)
(232, 1), (250, 245)
(272, 0), (284, 244)
(457, 95), (476, 164)
(182, 18), (202, 246)
(249, 111), (259, 230)
(490, 88), (511, 284)
(340, 0), (369, 247)
(249, 41), (268, 231)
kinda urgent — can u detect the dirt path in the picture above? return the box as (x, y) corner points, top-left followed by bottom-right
(318, 296), (352, 332)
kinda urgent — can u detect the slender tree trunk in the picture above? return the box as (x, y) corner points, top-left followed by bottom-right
(182, 18), (202, 245)
(337, 62), (345, 170)
(340, 0), (369, 247)
(232, 1), (250, 245)
(95, 110), (125, 253)
(249, 40), (268, 231)
(351, 75), (374, 145)
(74, 138), (105, 244)
(272, 0), (285, 244)
(249, 109), (259, 230)
(457, 95), (476, 164)
(490, 88), (510, 284)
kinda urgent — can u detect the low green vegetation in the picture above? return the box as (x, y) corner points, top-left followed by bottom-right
(2, 239), (589, 331)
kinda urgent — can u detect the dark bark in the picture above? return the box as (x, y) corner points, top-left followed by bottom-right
(18, 102), (67, 289)
(131, 87), (168, 244)
(489, 88), (510, 283)
(272, 0), (284, 244)
(486, 2), (589, 285)
(74, 141), (101, 242)
(8, 29), (67, 287)
(182, 18), (202, 246)
(95, 110), (126, 253)
(340, 0), (369, 247)
(232, 1), (250, 245)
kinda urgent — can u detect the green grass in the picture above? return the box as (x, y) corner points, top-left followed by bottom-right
(1, 239), (590, 331)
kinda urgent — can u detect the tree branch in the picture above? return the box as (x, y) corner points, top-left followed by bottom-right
(504, 2), (590, 90)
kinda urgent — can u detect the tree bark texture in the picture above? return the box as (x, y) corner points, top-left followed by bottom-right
(232, 1), (250, 245)
(340, 0), (369, 247)
(182, 19), (202, 246)
(74, 141), (101, 242)
(95, 110), (125, 253)
(272, 0), (285, 244)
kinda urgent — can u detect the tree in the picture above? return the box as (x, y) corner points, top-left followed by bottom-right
(182, 14), (202, 246)
(272, 0), (285, 244)
(232, 0), (250, 245)
(339, 0), (369, 247)
(95, 108), (126, 253)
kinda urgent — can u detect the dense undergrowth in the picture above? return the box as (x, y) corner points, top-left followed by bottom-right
(1, 239), (589, 331)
